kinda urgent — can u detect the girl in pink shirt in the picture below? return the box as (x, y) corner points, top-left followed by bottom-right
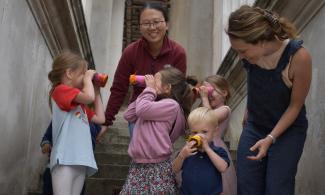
(120, 66), (193, 194)
(199, 75), (237, 195)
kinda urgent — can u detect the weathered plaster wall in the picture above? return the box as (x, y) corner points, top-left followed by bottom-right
(0, 0), (52, 194)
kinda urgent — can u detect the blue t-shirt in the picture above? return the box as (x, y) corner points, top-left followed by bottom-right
(180, 144), (230, 195)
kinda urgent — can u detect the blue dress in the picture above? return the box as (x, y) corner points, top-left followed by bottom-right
(50, 100), (97, 176)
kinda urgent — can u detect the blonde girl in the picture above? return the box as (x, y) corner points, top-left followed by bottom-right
(48, 51), (105, 195)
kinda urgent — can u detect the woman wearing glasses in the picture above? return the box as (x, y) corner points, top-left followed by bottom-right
(98, 2), (187, 140)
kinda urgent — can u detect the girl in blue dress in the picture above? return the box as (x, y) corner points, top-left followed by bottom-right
(48, 51), (105, 195)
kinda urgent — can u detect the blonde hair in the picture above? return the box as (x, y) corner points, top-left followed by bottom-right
(205, 75), (231, 103)
(48, 50), (88, 107)
(226, 5), (298, 44)
(188, 107), (218, 129)
(159, 66), (194, 118)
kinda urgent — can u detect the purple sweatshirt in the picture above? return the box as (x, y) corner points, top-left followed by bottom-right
(123, 87), (186, 163)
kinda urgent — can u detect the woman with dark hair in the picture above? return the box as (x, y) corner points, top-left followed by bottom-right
(97, 2), (187, 140)
(227, 5), (312, 195)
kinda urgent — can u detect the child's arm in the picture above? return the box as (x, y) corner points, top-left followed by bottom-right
(199, 86), (212, 108)
(40, 122), (52, 154)
(172, 141), (197, 173)
(74, 69), (96, 105)
(212, 106), (231, 124)
(135, 75), (179, 122)
(123, 101), (137, 123)
(90, 87), (105, 124)
(205, 146), (229, 173)
(201, 134), (229, 173)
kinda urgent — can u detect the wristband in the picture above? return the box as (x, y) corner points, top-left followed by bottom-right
(267, 134), (276, 144)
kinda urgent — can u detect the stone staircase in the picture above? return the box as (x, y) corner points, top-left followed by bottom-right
(85, 110), (131, 195)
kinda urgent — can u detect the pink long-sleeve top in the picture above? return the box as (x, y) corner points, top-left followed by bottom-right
(123, 87), (186, 163)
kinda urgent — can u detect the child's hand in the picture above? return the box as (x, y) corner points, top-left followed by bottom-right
(179, 141), (198, 159)
(41, 143), (52, 154)
(144, 75), (155, 89)
(94, 85), (101, 94)
(84, 69), (96, 81)
(198, 133), (210, 152)
(199, 86), (209, 98)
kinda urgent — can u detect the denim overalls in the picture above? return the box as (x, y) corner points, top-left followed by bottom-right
(237, 40), (308, 195)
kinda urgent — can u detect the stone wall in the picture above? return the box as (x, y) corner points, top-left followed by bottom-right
(295, 5), (325, 194)
(0, 0), (52, 194)
(169, 0), (214, 80)
(84, 0), (125, 105)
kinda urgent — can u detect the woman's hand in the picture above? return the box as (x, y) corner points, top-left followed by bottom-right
(247, 136), (273, 161)
(96, 126), (108, 143)
(144, 74), (155, 89)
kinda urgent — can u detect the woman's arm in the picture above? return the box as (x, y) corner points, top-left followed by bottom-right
(104, 49), (134, 126)
(248, 48), (312, 161)
(91, 87), (105, 124)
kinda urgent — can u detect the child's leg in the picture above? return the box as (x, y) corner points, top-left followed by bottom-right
(80, 184), (86, 195)
(70, 166), (86, 195)
(42, 167), (53, 195)
(52, 165), (85, 195)
(51, 165), (73, 195)
(128, 122), (135, 138)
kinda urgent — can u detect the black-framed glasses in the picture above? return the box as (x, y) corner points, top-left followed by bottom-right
(140, 20), (165, 29)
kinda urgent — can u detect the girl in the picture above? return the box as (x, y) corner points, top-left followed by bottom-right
(120, 66), (193, 194)
(48, 51), (105, 195)
(99, 1), (187, 140)
(227, 5), (311, 195)
(199, 75), (237, 195)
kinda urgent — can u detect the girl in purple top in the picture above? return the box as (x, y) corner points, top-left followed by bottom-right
(120, 66), (193, 194)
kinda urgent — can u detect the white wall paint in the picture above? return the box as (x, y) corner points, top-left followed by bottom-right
(0, 0), (52, 194)
(295, 6), (325, 194)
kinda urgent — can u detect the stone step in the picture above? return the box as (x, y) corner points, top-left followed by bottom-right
(93, 164), (129, 179)
(101, 134), (130, 146)
(85, 178), (124, 195)
(95, 152), (130, 165)
(95, 143), (129, 154)
(28, 192), (42, 195)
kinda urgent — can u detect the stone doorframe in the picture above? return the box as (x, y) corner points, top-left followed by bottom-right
(26, 0), (95, 68)
(218, 0), (325, 109)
